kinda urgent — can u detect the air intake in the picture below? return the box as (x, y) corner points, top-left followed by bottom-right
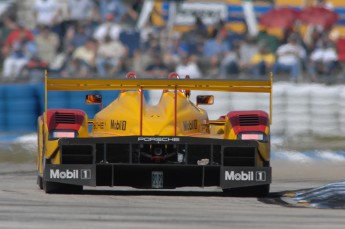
(238, 115), (259, 126)
(55, 113), (76, 124)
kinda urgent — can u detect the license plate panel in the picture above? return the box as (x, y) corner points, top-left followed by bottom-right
(151, 171), (163, 189)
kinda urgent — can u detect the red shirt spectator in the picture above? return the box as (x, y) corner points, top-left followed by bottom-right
(5, 27), (34, 47)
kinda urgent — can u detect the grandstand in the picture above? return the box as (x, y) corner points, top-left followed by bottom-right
(9, 0), (345, 42)
(2, 0), (345, 73)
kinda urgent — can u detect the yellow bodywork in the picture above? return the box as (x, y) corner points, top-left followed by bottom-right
(92, 90), (208, 137)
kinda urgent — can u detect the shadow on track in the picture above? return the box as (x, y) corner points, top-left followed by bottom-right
(80, 188), (273, 198)
(81, 189), (229, 197)
(258, 191), (296, 208)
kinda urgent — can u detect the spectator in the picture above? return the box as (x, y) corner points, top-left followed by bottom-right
(203, 32), (230, 59)
(93, 13), (122, 42)
(307, 38), (338, 81)
(227, 29), (245, 50)
(273, 34), (306, 82)
(2, 32), (37, 80)
(121, 3), (139, 29)
(139, 16), (159, 48)
(0, 15), (17, 48)
(131, 0), (144, 16)
(67, 0), (98, 26)
(219, 42), (242, 79)
(314, 0), (334, 10)
(248, 42), (276, 79)
(239, 35), (259, 71)
(175, 54), (202, 79)
(165, 34), (189, 64)
(183, 16), (208, 55)
(32, 0), (61, 27)
(65, 23), (90, 51)
(193, 16), (208, 40)
(23, 25), (58, 82)
(98, 0), (128, 23)
(211, 19), (228, 39)
(65, 38), (97, 78)
(167, 35), (190, 57)
(4, 22), (34, 49)
(132, 49), (154, 78)
(257, 28), (280, 53)
(0, 15), (18, 67)
(96, 35), (126, 78)
(35, 26), (59, 65)
(144, 54), (169, 78)
(119, 30), (140, 58)
(141, 33), (161, 53)
(304, 27), (323, 55)
(150, 2), (167, 30)
(309, 0), (335, 36)
(32, 0), (66, 50)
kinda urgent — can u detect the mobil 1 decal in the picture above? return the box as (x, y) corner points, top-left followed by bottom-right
(110, 120), (126, 131)
(183, 119), (197, 131)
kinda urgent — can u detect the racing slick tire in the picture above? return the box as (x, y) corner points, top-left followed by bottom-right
(43, 180), (83, 194)
(37, 175), (43, 190)
(222, 184), (270, 197)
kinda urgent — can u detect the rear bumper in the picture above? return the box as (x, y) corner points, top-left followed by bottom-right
(44, 164), (271, 189)
(44, 136), (271, 189)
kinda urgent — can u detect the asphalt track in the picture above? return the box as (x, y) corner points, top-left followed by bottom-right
(1, 160), (345, 229)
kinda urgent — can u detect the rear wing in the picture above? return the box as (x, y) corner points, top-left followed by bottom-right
(44, 72), (273, 125)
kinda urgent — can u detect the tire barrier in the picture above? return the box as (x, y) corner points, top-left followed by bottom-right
(191, 82), (345, 137)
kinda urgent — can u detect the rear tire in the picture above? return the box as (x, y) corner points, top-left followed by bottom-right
(222, 184), (270, 197)
(37, 175), (43, 190)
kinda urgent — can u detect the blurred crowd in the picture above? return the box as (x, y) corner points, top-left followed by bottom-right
(0, 0), (343, 83)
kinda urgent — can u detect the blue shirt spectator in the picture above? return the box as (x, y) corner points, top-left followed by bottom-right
(65, 24), (90, 51)
(165, 36), (190, 65)
(11, 38), (37, 59)
(98, 0), (128, 23)
(203, 34), (230, 58)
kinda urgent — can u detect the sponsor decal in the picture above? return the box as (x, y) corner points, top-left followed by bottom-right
(49, 169), (92, 179)
(138, 137), (180, 142)
(110, 120), (126, 131)
(93, 121), (105, 130)
(183, 119), (198, 131)
(50, 169), (79, 179)
(81, 169), (92, 179)
(224, 171), (267, 181)
(200, 124), (209, 133)
(174, 3), (227, 26)
(256, 171), (266, 181)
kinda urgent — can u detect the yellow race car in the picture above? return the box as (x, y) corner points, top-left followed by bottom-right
(36, 72), (272, 196)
